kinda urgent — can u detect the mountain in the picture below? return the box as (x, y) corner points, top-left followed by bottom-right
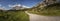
(28, 0), (60, 16)
(31, 0), (60, 10)
(10, 4), (30, 10)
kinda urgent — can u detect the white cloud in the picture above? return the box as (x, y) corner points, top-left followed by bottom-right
(0, 4), (6, 10)
(8, 4), (30, 9)
(22, 5), (30, 8)
(0, 4), (1, 6)
(8, 4), (21, 8)
(0, 7), (6, 10)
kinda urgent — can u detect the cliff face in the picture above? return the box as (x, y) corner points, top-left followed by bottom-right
(43, 0), (60, 4)
(33, 0), (60, 10)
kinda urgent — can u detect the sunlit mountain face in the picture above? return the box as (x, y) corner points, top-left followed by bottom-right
(0, 0), (43, 10)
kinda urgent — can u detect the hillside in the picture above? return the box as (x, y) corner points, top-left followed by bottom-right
(28, 2), (60, 16)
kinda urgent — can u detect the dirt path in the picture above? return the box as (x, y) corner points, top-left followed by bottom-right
(25, 11), (60, 21)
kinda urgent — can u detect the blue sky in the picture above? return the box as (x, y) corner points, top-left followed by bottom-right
(0, 0), (43, 10)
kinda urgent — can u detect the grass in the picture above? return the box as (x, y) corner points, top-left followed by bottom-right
(28, 7), (60, 16)
(0, 10), (29, 21)
(39, 10), (60, 16)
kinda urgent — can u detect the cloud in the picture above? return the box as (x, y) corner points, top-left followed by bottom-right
(22, 5), (30, 8)
(0, 4), (6, 10)
(0, 7), (6, 10)
(8, 4), (30, 9)
(0, 4), (2, 6)
(8, 4), (21, 8)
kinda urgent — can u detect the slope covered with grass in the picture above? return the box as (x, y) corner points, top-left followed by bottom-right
(28, 3), (60, 16)
(0, 10), (29, 21)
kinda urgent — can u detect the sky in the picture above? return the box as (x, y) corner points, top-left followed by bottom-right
(0, 0), (43, 10)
